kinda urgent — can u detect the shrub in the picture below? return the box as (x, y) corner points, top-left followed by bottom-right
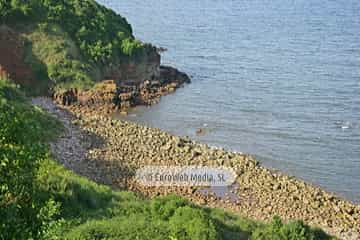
(64, 215), (169, 240)
(121, 38), (144, 56)
(149, 194), (189, 220)
(251, 216), (321, 240)
(169, 206), (219, 240)
(0, 79), (61, 239)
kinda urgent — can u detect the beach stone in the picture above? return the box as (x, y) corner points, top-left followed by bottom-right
(31, 97), (360, 240)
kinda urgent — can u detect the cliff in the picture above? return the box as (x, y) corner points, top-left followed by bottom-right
(0, 0), (190, 110)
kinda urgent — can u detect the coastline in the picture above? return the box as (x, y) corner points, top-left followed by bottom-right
(32, 97), (360, 240)
(3, 0), (358, 238)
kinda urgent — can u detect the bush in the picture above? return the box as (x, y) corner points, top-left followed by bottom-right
(0, 79), (61, 239)
(169, 206), (219, 240)
(149, 194), (189, 220)
(64, 215), (169, 240)
(121, 38), (144, 56)
(251, 216), (333, 240)
(0, 0), (43, 24)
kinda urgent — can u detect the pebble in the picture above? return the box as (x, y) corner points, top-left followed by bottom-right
(32, 97), (360, 240)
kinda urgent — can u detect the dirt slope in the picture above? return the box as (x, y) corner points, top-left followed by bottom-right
(0, 25), (34, 85)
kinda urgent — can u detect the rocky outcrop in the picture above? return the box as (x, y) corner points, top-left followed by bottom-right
(159, 65), (191, 84)
(0, 24), (189, 111)
(52, 39), (191, 113)
(102, 45), (161, 85)
(53, 89), (78, 106)
(53, 64), (191, 114)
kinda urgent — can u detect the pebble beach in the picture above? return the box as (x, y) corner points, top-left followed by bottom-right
(32, 97), (360, 240)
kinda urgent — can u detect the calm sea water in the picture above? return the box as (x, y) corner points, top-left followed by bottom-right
(98, 0), (360, 203)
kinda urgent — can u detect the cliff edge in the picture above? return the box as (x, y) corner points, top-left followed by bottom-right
(0, 0), (190, 110)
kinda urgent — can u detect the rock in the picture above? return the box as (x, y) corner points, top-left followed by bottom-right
(159, 65), (191, 84)
(334, 205), (341, 213)
(196, 128), (206, 136)
(273, 184), (281, 190)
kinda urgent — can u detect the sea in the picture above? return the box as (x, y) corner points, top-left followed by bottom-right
(98, 0), (360, 203)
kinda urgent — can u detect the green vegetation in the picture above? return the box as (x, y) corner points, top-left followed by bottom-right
(0, 79), (62, 239)
(0, 78), (336, 239)
(0, 0), (152, 92)
(251, 216), (333, 240)
(23, 24), (95, 91)
(0, 0), (143, 62)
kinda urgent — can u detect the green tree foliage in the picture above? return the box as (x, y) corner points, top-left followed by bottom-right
(0, 0), (11, 22)
(1, 0), (145, 64)
(121, 38), (144, 56)
(0, 0), (42, 23)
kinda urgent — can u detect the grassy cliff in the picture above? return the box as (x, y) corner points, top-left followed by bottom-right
(0, 0), (154, 93)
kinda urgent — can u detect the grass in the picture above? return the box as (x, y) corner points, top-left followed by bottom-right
(21, 23), (98, 93)
(38, 159), (248, 240)
(39, 159), (335, 240)
(0, 78), (63, 239)
(0, 78), (63, 140)
(1, 0), (153, 93)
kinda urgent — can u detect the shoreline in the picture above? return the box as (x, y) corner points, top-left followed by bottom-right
(116, 105), (358, 205)
(32, 97), (359, 240)
(52, 65), (191, 115)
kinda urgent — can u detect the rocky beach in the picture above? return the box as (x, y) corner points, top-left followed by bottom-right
(32, 97), (360, 240)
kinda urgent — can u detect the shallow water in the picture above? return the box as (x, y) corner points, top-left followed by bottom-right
(98, 0), (360, 203)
